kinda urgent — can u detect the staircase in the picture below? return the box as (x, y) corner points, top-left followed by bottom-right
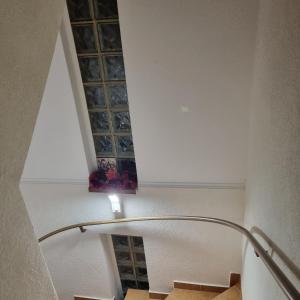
(125, 283), (242, 300)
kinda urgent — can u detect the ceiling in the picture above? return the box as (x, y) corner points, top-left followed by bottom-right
(22, 0), (258, 185)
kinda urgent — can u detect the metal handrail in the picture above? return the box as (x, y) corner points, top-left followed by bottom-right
(38, 215), (299, 300)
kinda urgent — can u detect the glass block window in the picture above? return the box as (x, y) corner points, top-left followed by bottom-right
(72, 25), (97, 53)
(67, 0), (91, 21)
(84, 85), (106, 109)
(108, 83), (128, 107)
(78, 57), (102, 81)
(98, 23), (122, 51)
(112, 235), (149, 295)
(113, 112), (131, 132)
(67, 0), (137, 193)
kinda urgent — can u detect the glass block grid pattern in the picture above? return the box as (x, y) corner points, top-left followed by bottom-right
(112, 235), (149, 295)
(67, 0), (137, 193)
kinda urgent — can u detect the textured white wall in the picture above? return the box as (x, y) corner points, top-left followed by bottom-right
(21, 183), (245, 299)
(118, 0), (259, 184)
(0, 0), (64, 299)
(243, 1), (300, 299)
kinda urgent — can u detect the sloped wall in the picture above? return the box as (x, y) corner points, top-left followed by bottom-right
(0, 0), (64, 299)
(22, 32), (90, 182)
(243, 1), (300, 299)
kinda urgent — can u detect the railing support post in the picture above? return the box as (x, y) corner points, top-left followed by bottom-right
(79, 226), (86, 233)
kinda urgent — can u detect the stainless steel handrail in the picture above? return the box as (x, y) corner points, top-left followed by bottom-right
(38, 215), (300, 300)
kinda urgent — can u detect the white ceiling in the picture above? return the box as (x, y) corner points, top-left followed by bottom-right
(22, 0), (258, 185)
(119, 0), (258, 184)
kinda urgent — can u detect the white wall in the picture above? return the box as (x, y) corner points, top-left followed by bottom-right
(0, 0), (64, 299)
(21, 183), (245, 299)
(243, 1), (300, 299)
(21, 0), (259, 188)
(22, 32), (89, 182)
(16, 1), (261, 299)
(119, 0), (258, 184)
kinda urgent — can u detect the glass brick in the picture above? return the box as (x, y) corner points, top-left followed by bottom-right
(89, 111), (109, 132)
(116, 159), (137, 178)
(67, 0), (91, 21)
(79, 57), (102, 82)
(84, 85), (106, 109)
(104, 55), (125, 80)
(132, 236), (144, 249)
(97, 157), (116, 170)
(138, 281), (149, 290)
(119, 266), (135, 280)
(72, 25), (96, 53)
(136, 267), (148, 281)
(113, 111), (131, 132)
(112, 235), (129, 250)
(121, 280), (137, 293)
(134, 252), (146, 265)
(116, 135), (134, 157)
(107, 84), (128, 107)
(115, 251), (132, 265)
(93, 0), (118, 20)
(93, 135), (113, 156)
(98, 23), (122, 51)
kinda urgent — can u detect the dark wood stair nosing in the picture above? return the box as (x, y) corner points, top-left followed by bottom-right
(229, 273), (241, 287)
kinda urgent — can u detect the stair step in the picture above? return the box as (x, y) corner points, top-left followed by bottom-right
(125, 289), (149, 300)
(166, 288), (219, 300)
(123, 283), (241, 300)
(212, 284), (242, 300)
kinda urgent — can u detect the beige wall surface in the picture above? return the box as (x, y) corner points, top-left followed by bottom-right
(243, 0), (300, 299)
(0, 1), (64, 299)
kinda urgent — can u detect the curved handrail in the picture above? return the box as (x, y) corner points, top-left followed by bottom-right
(38, 215), (299, 300)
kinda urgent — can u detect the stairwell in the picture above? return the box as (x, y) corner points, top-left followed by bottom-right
(125, 283), (242, 300)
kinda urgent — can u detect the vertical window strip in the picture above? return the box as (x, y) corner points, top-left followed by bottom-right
(67, 0), (137, 193)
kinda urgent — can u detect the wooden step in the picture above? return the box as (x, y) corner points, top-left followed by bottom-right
(123, 283), (241, 300)
(166, 288), (219, 300)
(212, 284), (242, 300)
(125, 289), (149, 300)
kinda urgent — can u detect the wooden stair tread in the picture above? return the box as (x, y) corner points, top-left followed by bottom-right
(212, 284), (242, 300)
(125, 289), (149, 300)
(166, 288), (219, 300)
